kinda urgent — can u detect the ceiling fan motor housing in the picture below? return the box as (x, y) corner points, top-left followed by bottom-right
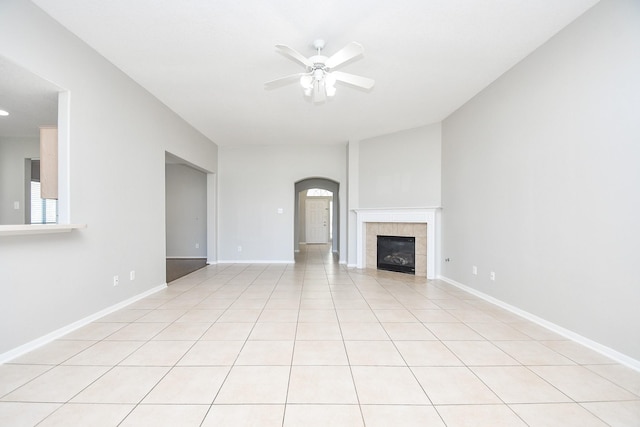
(312, 39), (326, 51)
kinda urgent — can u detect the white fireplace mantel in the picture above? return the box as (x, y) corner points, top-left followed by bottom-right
(353, 207), (440, 279)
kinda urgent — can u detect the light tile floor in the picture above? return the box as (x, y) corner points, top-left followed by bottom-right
(1, 244), (639, 426)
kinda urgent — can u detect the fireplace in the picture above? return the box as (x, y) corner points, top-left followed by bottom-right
(354, 208), (439, 279)
(377, 235), (416, 274)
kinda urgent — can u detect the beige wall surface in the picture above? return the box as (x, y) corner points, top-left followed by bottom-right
(218, 144), (347, 263)
(359, 123), (441, 209)
(165, 163), (207, 258)
(0, 137), (39, 224)
(441, 0), (640, 361)
(0, 0), (217, 356)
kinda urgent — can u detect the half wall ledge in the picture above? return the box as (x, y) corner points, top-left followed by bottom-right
(0, 224), (87, 237)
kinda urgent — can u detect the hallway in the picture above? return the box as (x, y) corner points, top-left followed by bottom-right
(1, 244), (638, 426)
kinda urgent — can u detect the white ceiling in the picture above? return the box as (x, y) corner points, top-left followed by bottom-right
(31, 0), (598, 146)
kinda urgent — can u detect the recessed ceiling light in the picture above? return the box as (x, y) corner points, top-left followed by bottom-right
(0, 110), (9, 116)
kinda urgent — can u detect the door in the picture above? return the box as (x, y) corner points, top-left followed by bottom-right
(305, 198), (329, 243)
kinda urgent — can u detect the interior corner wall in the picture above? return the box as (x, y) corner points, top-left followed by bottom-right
(359, 123), (441, 208)
(0, 0), (217, 357)
(165, 163), (207, 258)
(218, 144), (346, 263)
(441, 0), (640, 362)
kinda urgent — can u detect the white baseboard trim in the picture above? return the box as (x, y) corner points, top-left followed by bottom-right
(166, 256), (207, 259)
(217, 260), (294, 264)
(438, 275), (640, 372)
(0, 283), (168, 364)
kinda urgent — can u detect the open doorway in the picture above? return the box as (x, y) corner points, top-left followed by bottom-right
(165, 153), (208, 283)
(294, 178), (339, 257)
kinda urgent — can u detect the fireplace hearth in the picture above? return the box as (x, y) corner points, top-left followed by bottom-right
(377, 235), (415, 274)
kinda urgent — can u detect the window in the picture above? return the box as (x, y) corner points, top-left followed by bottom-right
(306, 188), (332, 197)
(30, 181), (57, 224)
(28, 159), (58, 224)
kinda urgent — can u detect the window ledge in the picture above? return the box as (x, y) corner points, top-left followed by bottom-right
(0, 224), (87, 236)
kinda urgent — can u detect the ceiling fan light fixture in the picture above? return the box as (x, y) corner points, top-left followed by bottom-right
(300, 75), (313, 90)
(325, 85), (336, 98)
(325, 74), (337, 97)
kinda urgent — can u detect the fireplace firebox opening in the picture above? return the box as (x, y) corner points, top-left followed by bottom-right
(377, 235), (415, 275)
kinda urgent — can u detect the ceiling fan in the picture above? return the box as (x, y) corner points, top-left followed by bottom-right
(265, 39), (375, 103)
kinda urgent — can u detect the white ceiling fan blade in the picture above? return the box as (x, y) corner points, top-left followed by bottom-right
(264, 73), (307, 89)
(325, 42), (364, 69)
(331, 71), (375, 90)
(275, 44), (313, 68)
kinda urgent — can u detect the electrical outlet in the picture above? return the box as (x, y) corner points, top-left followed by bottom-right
(130, 270), (135, 281)
(13, 201), (20, 210)
(237, 246), (242, 252)
(113, 275), (119, 286)
(195, 243), (199, 249)
(472, 265), (478, 275)
(490, 271), (496, 281)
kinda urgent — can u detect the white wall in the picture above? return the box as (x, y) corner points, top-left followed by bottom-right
(0, 137), (39, 224)
(359, 124), (441, 208)
(0, 0), (217, 357)
(165, 163), (207, 258)
(441, 0), (640, 362)
(347, 124), (442, 266)
(218, 144), (346, 263)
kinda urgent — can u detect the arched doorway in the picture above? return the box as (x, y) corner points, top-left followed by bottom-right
(294, 178), (339, 256)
